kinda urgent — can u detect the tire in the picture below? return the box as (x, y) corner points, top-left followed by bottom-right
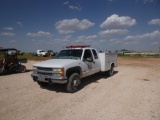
(37, 81), (48, 87)
(66, 73), (81, 93)
(18, 65), (26, 73)
(0, 67), (4, 73)
(107, 65), (114, 76)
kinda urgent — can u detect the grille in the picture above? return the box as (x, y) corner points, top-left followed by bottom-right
(37, 67), (52, 71)
(37, 72), (52, 76)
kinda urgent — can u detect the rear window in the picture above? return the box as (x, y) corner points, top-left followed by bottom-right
(92, 49), (98, 59)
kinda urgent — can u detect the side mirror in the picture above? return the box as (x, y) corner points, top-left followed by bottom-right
(86, 57), (93, 62)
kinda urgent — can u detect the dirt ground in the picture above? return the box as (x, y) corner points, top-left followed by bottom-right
(0, 57), (160, 120)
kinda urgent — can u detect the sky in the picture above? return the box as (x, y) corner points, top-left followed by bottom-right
(0, 0), (160, 52)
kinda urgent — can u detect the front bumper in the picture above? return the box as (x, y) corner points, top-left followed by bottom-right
(31, 74), (68, 84)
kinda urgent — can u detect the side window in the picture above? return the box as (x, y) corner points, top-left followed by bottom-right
(92, 49), (98, 59)
(83, 49), (93, 60)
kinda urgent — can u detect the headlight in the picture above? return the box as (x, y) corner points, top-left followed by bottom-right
(53, 74), (61, 77)
(33, 66), (37, 69)
(52, 68), (62, 72)
(52, 68), (64, 77)
(33, 66), (37, 74)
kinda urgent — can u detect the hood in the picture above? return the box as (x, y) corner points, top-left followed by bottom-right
(33, 59), (79, 68)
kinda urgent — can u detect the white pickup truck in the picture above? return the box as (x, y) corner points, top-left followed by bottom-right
(37, 50), (47, 57)
(31, 45), (117, 93)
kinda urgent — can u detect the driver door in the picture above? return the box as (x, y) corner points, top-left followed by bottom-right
(82, 49), (95, 77)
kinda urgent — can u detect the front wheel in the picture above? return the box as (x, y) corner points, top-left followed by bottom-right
(107, 65), (114, 76)
(66, 73), (81, 93)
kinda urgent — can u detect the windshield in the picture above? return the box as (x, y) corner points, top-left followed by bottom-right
(0, 50), (17, 59)
(0, 51), (5, 59)
(54, 49), (82, 60)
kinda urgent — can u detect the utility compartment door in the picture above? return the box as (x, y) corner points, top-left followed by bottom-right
(99, 53), (117, 72)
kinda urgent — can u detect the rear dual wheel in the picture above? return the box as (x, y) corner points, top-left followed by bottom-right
(107, 65), (114, 76)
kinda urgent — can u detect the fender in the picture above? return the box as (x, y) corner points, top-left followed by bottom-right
(110, 63), (115, 68)
(66, 66), (82, 78)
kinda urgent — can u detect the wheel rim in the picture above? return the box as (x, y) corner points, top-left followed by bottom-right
(72, 76), (80, 90)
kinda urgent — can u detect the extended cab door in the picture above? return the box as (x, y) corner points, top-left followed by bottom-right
(82, 49), (100, 77)
(91, 49), (101, 73)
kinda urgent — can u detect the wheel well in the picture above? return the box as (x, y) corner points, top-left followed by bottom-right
(111, 63), (114, 67)
(66, 66), (82, 78)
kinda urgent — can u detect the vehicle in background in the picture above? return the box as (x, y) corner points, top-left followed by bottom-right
(17, 50), (24, 55)
(31, 45), (117, 93)
(37, 50), (47, 57)
(0, 48), (27, 73)
(47, 50), (56, 56)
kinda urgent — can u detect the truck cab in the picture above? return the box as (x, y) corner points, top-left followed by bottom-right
(31, 45), (117, 93)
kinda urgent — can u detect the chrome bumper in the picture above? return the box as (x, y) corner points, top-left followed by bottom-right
(31, 74), (68, 84)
